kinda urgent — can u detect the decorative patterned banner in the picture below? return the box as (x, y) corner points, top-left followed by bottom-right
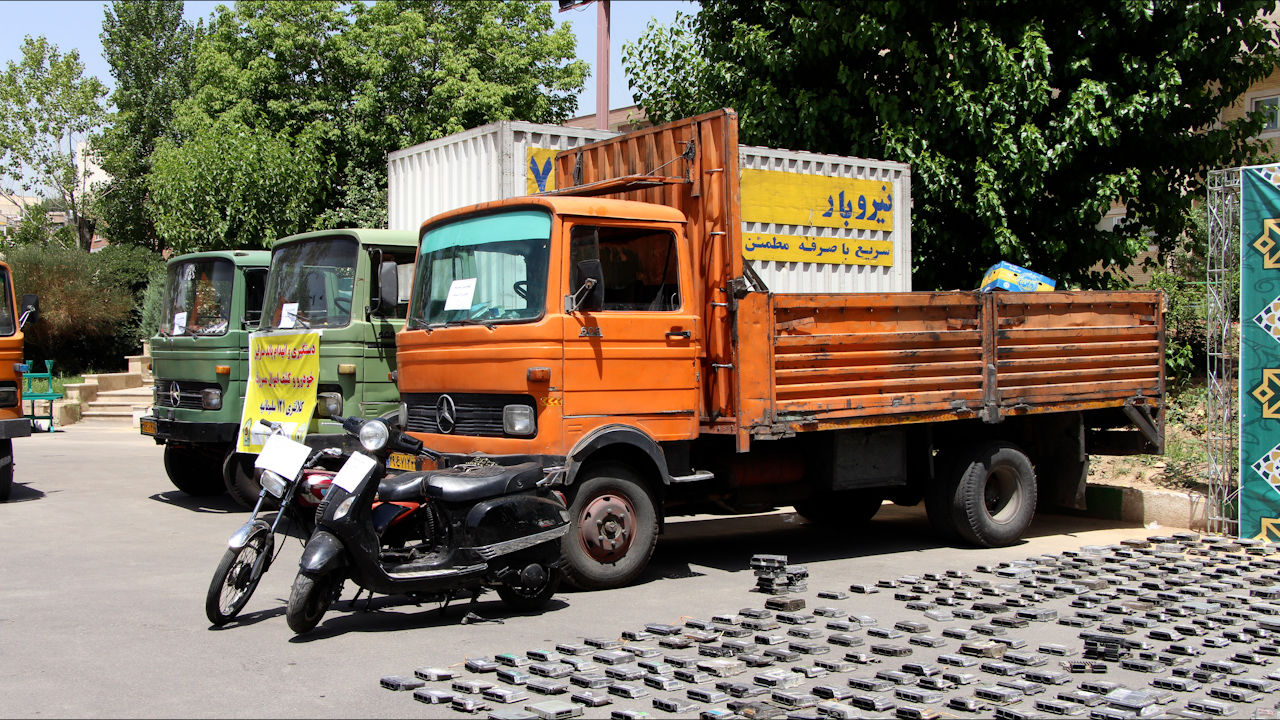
(237, 329), (320, 454)
(1238, 166), (1280, 537)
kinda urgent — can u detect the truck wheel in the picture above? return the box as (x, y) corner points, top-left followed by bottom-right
(163, 444), (225, 496)
(222, 451), (263, 509)
(561, 464), (658, 591)
(0, 440), (12, 502)
(929, 441), (1037, 547)
(793, 490), (884, 526)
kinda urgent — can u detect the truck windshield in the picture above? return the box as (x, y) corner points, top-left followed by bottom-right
(0, 268), (15, 337)
(162, 258), (235, 336)
(261, 237), (359, 329)
(410, 209), (551, 327)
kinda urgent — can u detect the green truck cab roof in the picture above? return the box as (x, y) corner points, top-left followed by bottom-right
(166, 249), (271, 268)
(271, 228), (418, 250)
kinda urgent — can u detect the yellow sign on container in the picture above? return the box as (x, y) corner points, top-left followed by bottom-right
(739, 168), (896, 233)
(237, 329), (321, 454)
(527, 148), (559, 194)
(744, 234), (894, 267)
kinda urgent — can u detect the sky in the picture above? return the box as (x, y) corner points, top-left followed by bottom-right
(0, 0), (696, 118)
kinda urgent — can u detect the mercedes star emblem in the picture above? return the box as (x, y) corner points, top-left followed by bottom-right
(170, 382), (181, 407)
(436, 394), (457, 434)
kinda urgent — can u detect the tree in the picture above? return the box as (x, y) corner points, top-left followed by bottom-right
(94, 0), (201, 252)
(147, 0), (587, 250)
(0, 36), (107, 251)
(623, 0), (1280, 290)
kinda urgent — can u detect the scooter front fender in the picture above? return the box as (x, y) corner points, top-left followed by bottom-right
(228, 519), (271, 550)
(299, 530), (349, 576)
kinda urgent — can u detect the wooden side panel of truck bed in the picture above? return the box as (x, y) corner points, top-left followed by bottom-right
(736, 290), (1164, 436)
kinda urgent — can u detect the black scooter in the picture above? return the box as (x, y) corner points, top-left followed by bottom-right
(285, 414), (569, 634)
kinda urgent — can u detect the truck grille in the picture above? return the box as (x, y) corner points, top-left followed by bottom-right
(403, 393), (535, 437)
(153, 380), (220, 410)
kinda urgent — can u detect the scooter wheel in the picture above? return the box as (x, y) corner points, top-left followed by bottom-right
(496, 569), (560, 611)
(286, 571), (342, 634)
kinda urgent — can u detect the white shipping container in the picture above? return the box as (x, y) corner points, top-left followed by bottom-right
(387, 121), (616, 232)
(739, 145), (912, 294)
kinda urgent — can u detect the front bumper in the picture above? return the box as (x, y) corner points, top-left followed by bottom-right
(0, 417), (32, 440)
(140, 415), (238, 445)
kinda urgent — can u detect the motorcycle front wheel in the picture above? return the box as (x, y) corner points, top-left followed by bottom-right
(286, 572), (342, 634)
(205, 533), (269, 626)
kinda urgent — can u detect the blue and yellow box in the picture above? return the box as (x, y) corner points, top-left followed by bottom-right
(980, 261), (1056, 292)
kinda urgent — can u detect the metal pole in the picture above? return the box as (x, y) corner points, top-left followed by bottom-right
(596, 0), (610, 131)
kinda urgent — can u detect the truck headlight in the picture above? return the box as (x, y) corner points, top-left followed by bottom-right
(201, 388), (222, 410)
(358, 420), (390, 452)
(260, 469), (288, 499)
(503, 405), (535, 436)
(317, 392), (342, 418)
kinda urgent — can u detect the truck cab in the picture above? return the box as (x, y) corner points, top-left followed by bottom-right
(142, 250), (270, 499)
(0, 261), (33, 501)
(237, 228), (417, 485)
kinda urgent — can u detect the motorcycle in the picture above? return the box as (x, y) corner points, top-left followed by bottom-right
(284, 414), (569, 634)
(205, 420), (340, 626)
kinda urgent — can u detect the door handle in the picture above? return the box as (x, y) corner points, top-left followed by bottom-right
(666, 330), (691, 339)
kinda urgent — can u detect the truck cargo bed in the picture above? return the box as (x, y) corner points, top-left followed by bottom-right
(736, 290), (1163, 436)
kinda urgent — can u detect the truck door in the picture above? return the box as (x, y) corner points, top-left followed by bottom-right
(561, 222), (700, 439)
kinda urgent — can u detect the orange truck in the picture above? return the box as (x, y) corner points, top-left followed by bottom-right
(0, 261), (36, 502)
(395, 110), (1165, 590)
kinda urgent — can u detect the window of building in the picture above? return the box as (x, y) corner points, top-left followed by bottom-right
(1254, 96), (1279, 132)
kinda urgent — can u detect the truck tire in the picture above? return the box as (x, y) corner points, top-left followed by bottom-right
(163, 444), (225, 496)
(793, 490), (884, 526)
(928, 441), (1037, 547)
(561, 464), (658, 590)
(222, 451), (263, 509)
(0, 440), (12, 502)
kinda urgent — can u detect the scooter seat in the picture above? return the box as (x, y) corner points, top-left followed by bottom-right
(377, 472), (430, 502)
(425, 462), (543, 503)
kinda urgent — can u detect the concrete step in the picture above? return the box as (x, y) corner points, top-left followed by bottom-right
(86, 401), (150, 413)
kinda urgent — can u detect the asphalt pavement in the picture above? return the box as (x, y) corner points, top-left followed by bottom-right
(0, 424), (1198, 718)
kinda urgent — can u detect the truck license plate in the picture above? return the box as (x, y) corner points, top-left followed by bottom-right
(386, 453), (417, 472)
(139, 418), (157, 436)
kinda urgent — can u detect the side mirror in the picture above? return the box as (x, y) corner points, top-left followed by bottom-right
(19, 294), (38, 328)
(565, 259), (604, 313)
(376, 260), (399, 316)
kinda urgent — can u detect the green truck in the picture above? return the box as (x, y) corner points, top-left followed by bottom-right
(227, 228), (418, 502)
(142, 250), (271, 498)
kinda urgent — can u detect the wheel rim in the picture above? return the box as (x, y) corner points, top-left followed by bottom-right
(219, 541), (263, 614)
(982, 465), (1021, 525)
(577, 492), (635, 563)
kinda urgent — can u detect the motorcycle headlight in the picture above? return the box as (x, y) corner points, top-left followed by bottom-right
(200, 388), (222, 410)
(358, 420), (390, 452)
(503, 404), (535, 436)
(260, 469), (288, 499)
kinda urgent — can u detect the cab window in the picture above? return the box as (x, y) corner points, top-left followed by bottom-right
(569, 225), (680, 311)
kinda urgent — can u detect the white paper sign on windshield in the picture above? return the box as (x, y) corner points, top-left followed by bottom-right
(172, 312), (188, 335)
(280, 302), (299, 329)
(333, 452), (378, 493)
(443, 278), (478, 311)
(254, 432), (311, 480)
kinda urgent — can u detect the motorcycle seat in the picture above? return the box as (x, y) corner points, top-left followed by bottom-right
(425, 461), (543, 503)
(377, 472), (431, 502)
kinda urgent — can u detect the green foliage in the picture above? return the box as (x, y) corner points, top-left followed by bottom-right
(5, 199), (75, 246)
(144, 0), (587, 251)
(0, 36), (108, 251)
(5, 244), (135, 374)
(93, 1), (202, 252)
(137, 266), (165, 342)
(92, 243), (164, 300)
(623, 0), (1280, 290)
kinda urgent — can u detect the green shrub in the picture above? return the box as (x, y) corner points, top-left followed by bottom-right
(5, 244), (135, 375)
(137, 266), (165, 342)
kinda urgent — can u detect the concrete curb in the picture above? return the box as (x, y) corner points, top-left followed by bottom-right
(1080, 482), (1208, 531)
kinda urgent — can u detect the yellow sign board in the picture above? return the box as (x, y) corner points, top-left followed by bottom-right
(237, 329), (320, 454)
(526, 148), (559, 194)
(743, 234), (894, 267)
(740, 168), (895, 233)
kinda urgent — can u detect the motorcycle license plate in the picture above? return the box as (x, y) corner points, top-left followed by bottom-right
(139, 418), (158, 436)
(386, 452), (417, 472)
